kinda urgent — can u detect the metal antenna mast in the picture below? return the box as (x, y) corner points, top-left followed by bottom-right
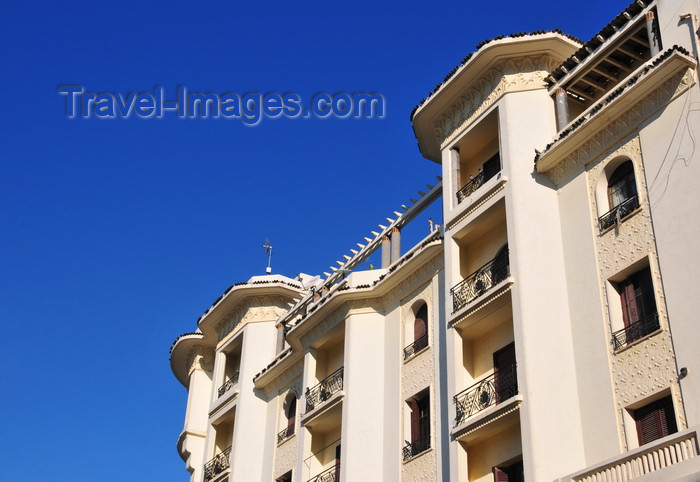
(262, 238), (273, 274)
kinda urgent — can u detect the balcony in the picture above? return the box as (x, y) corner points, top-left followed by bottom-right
(598, 195), (639, 231)
(403, 434), (430, 461)
(403, 334), (428, 360)
(217, 371), (240, 398)
(277, 424), (294, 444)
(456, 162), (500, 204)
(559, 427), (700, 482)
(203, 446), (232, 482)
(612, 313), (660, 350)
(450, 252), (509, 313)
(454, 364), (517, 427)
(308, 464), (340, 482)
(305, 367), (344, 414)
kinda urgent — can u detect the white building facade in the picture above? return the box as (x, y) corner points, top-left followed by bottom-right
(171, 1), (700, 480)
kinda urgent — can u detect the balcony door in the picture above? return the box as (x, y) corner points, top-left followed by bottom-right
(493, 343), (516, 404)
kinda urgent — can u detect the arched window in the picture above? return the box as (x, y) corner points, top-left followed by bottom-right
(599, 161), (639, 230)
(404, 302), (429, 360)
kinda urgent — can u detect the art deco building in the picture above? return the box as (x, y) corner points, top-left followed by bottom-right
(170, 1), (700, 480)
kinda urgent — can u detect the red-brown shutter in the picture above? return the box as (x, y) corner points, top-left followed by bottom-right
(287, 397), (296, 428)
(621, 280), (639, 327)
(493, 467), (509, 482)
(414, 317), (426, 342)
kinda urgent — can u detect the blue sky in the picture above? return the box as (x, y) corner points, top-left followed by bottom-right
(1, 1), (627, 480)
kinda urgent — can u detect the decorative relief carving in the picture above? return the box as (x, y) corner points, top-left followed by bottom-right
(587, 136), (681, 443)
(385, 253), (443, 308)
(434, 55), (560, 147)
(217, 295), (292, 342)
(186, 345), (214, 375)
(547, 68), (694, 186)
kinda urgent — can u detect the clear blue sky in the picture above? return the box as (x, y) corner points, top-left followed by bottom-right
(1, 1), (627, 480)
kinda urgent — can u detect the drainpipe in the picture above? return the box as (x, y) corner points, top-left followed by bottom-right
(646, 11), (661, 56)
(381, 235), (391, 268)
(555, 88), (570, 131)
(390, 227), (401, 264)
(451, 148), (460, 208)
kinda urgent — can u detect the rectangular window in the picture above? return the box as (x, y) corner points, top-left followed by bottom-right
(633, 396), (678, 446)
(275, 471), (292, 482)
(614, 266), (659, 347)
(404, 389), (430, 460)
(493, 460), (524, 482)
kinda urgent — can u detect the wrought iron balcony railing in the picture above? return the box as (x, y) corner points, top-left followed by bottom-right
(612, 313), (660, 350)
(307, 464), (340, 482)
(598, 195), (639, 231)
(305, 367), (344, 413)
(453, 364), (517, 427)
(402, 434), (430, 461)
(218, 371), (240, 397)
(450, 254), (509, 312)
(277, 424), (295, 444)
(456, 163), (500, 203)
(203, 446), (232, 482)
(403, 334), (428, 360)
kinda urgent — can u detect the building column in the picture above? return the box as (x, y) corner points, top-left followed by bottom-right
(555, 88), (570, 131)
(390, 227), (401, 263)
(381, 235), (391, 268)
(295, 348), (317, 482)
(646, 11), (661, 56)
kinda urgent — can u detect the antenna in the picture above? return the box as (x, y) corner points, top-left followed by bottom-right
(262, 238), (273, 274)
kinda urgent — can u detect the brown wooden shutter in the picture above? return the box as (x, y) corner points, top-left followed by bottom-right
(635, 396), (678, 445)
(414, 317), (426, 342)
(287, 397), (296, 427)
(493, 467), (509, 482)
(621, 280), (639, 327)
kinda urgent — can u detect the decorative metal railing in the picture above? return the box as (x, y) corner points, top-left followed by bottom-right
(612, 313), (660, 350)
(598, 195), (640, 231)
(203, 446), (232, 482)
(402, 434), (430, 461)
(277, 424), (295, 444)
(450, 254), (509, 312)
(403, 334), (428, 360)
(307, 464), (340, 482)
(305, 367), (344, 413)
(453, 364), (517, 427)
(218, 371), (240, 397)
(456, 163), (500, 203)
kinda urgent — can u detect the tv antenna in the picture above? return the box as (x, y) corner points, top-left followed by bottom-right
(262, 238), (273, 274)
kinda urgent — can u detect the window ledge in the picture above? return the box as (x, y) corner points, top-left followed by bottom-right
(403, 344), (430, 364)
(402, 445), (433, 465)
(598, 206), (642, 236)
(276, 432), (296, 447)
(613, 327), (663, 354)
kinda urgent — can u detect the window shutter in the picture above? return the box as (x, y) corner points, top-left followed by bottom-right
(414, 317), (426, 342)
(287, 397), (296, 427)
(493, 467), (510, 482)
(635, 396), (678, 445)
(621, 280), (639, 326)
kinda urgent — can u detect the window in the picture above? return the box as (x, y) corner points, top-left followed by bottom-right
(599, 161), (639, 230)
(493, 460), (524, 482)
(633, 396), (677, 446)
(404, 389), (430, 460)
(404, 302), (428, 359)
(613, 266), (659, 348)
(275, 471), (292, 482)
(278, 392), (296, 443)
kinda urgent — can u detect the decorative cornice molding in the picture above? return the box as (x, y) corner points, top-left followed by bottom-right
(434, 55), (560, 148)
(217, 295), (292, 342)
(546, 67), (695, 185)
